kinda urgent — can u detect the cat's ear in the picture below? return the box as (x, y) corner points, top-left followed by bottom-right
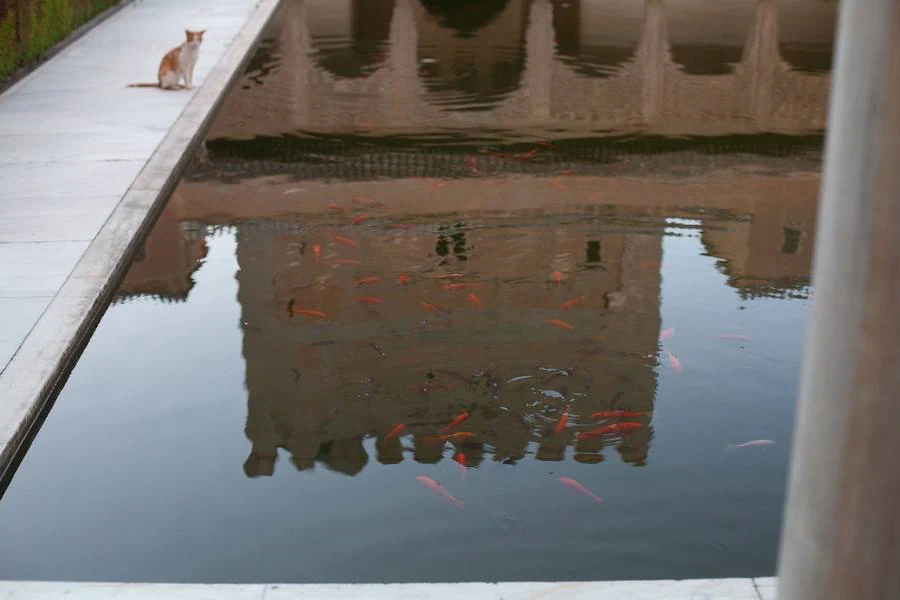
(199, 30), (206, 36)
(185, 29), (191, 39)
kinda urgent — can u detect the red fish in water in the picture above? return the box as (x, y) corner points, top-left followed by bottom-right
(426, 432), (476, 444)
(313, 244), (321, 261)
(355, 277), (380, 286)
(436, 274), (466, 280)
(352, 215), (369, 225)
(559, 477), (603, 504)
(416, 476), (464, 509)
(659, 327), (675, 342)
(420, 301), (450, 314)
(551, 270), (564, 284)
(443, 283), (480, 291)
(354, 295), (383, 305)
(332, 259), (360, 266)
(326, 203), (344, 211)
(467, 293), (483, 309)
(555, 406), (570, 434)
(559, 297), (584, 310)
(332, 234), (358, 247)
(577, 422), (643, 440)
(455, 452), (467, 481)
(546, 319), (574, 331)
(442, 411), (471, 432)
(591, 410), (649, 419)
(386, 424), (407, 440)
(397, 273), (410, 284)
(291, 308), (328, 319)
(667, 351), (684, 373)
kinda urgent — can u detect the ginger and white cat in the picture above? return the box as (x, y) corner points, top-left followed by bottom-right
(128, 30), (205, 90)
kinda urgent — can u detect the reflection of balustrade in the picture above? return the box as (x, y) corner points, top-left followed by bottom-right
(210, 0), (833, 139)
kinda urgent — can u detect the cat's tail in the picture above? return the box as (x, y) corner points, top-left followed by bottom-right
(127, 82), (159, 88)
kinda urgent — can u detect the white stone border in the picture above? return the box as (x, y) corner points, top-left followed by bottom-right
(0, 0), (284, 479)
(0, 578), (777, 599)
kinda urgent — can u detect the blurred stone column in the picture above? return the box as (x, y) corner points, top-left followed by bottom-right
(776, 1), (900, 599)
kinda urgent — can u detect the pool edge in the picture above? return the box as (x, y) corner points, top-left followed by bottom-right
(0, 577), (777, 599)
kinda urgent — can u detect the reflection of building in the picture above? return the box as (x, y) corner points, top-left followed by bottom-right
(118, 173), (819, 477)
(116, 193), (208, 302)
(210, 0), (834, 138)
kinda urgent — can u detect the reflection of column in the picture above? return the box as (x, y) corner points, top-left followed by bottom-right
(386, 0), (419, 120)
(743, 0), (779, 123)
(289, 0), (314, 126)
(522, 0), (553, 119)
(636, 0), (669, 125)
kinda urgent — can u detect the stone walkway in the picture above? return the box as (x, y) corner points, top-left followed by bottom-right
(0, 0), (281, 473)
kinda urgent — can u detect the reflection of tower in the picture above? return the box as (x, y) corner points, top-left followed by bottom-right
(522, 0), (552, 118)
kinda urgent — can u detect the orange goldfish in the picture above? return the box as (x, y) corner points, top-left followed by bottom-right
(577, 422), (643, 440)
(326, 203), (344, 211)
(455, 452), (467, 481)
(420, 301), (450, 314)
(591, 411), (649, 419)
(386, 424), (407, 440)
(467, 293), (483, 309)
(397, 273), (410, 284)
(352, 215), (369, 226)
(354, 296), (383, 305)
(442, 410), (471, 432)
(332, 234), (358, 247)
(427, 432), (476, 444)
(332, 259), (360, 266)
(546, 319), (574, 331)
(355, 277), (380, 286)
(559, 297), (584, 310)
(292, 308), (328, 319)
(659, 327), (675, 342)
(551, 270), (564, 283)
(443, 283), (480, 291)
(559, 476), (603, 504)
(436, 274), (466, 280)
(555, 406), (570, 434)
(416, 475), (464, 509)
(313, 244), (321, 261)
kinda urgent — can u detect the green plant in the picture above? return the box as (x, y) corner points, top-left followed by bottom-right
(0, 8), (17, 79)
(27, 0), (74, 61)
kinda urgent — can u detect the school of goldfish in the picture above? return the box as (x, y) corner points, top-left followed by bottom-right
(282, 195), (774, 513)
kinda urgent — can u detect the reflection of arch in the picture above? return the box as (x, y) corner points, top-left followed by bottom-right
(420, 0), (511, 38)
(667, 0), (754, 75)
(417, 0), (528, 109)
(307, 0), (395, 78)
(778, 43), (832, 74)
(553, 0), (641, 78)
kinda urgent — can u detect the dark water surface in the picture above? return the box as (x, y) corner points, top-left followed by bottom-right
(0, 0), (834, 584)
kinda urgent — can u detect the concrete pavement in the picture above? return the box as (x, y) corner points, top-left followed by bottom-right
(0, 0), (282, 476)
